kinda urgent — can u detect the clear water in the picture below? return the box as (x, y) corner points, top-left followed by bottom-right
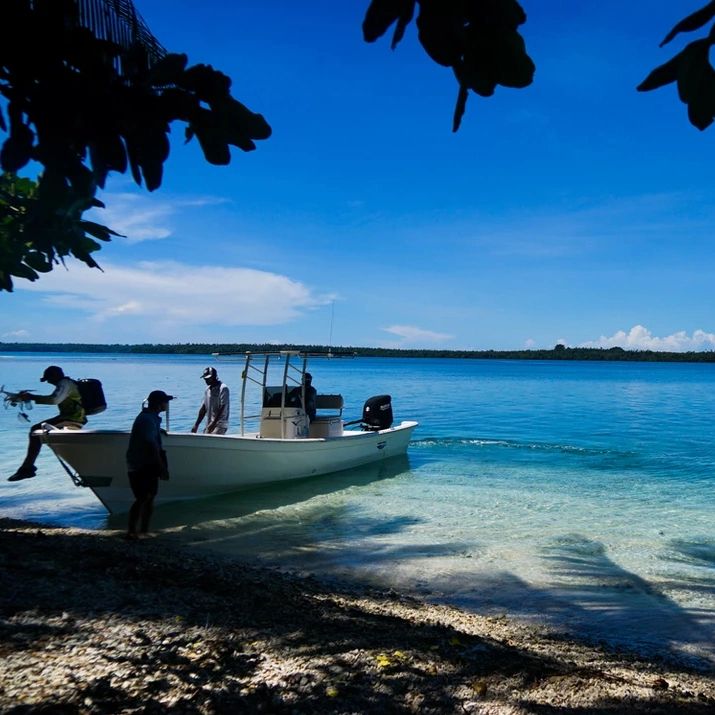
(2, 354), (715, 665)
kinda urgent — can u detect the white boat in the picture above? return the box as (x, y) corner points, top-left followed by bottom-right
(40, 350), (418, 514)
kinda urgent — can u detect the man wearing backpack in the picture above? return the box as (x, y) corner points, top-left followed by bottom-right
(8, 366), (86, 482)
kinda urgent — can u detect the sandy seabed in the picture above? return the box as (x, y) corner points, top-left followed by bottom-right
(1, 517), (715, 715)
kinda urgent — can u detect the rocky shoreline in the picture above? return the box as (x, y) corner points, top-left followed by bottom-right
(1, 517), (714, 714)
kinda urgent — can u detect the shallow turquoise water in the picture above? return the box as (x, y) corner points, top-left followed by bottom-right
(1, 353), (714, 664)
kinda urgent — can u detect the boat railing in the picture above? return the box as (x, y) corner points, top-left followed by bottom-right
(212, 350), (356, 437)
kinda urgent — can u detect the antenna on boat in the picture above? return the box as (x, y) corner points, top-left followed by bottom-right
(328, 299), (335, 358)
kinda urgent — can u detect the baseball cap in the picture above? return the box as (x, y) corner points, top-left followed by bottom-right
(201, 366), (218, 380)
(40, 366), (64, 382)
(304, 373), (312, 381)
(147, 390), (174, 405)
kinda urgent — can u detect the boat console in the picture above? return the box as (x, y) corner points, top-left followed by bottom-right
(259, 389), (345, 439)
(309, 394), (344, 438)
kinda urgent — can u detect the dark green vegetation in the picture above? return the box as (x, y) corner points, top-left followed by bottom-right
(369, 0), (715, 132)
(362, 0), (534, 132)
(0, 0), (270, 291)
(637, 0), (715, 130)
(2, 342), (715, 363)
(2, 1), (714, 291)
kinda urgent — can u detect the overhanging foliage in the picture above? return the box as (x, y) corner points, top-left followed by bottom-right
(2, 1), (714, 293)
(638, 1), (715, 130)
(0, 0), (271, 291)
(362, 0), (535, 131)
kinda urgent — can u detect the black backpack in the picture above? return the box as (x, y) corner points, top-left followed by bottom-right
(76, 378), (107, 416)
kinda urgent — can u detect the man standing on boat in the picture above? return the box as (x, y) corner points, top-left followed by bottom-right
(288, 372), (317, 422)
(8, 366), (86, 482)
(191, 366), (230, 435)
(126, 390), (172, 541)
(303, 373), (317, 422)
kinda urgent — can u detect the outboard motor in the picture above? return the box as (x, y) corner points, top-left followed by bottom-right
(362, 394), (393, 431)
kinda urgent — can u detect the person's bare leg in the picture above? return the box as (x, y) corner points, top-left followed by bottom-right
(20, 432), (42, 470)
(8, 426), (43, 480)
(127, 498), (145, 540)
(139, 496), (154, 534)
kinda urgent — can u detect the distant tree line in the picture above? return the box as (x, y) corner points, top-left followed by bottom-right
(2, 342), (715, 363)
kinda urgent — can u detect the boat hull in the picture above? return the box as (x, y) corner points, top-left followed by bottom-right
(40, 421), (418, 514)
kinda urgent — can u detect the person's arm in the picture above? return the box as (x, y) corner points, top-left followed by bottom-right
(191, 404), (207, 433)
(306, 386), (317, 411)
(31, 380), (72, 406)
(206, 405), (225, 433)
(148, 419), (169, 479)
(152, 443), (169, 479)
(147, 441), (166, 470)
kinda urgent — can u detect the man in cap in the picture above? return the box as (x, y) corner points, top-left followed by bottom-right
(8, 365), (87, 482)
(191, 366), (230, 435)
(303, 373), (318, 422)
(288, 372), (317, 422)
(125, 390), (173, 541)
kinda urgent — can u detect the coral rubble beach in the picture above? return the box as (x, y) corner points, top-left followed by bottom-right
(1, 517), (714, 714)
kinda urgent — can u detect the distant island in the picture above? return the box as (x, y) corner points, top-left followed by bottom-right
(1, 342), (715, 362)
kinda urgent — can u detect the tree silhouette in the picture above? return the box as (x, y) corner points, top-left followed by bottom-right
(0, 0), (270, 291)
(362, 0), (535, 131)
(637, 1), (715, 130)
(2, 1), (714, 292)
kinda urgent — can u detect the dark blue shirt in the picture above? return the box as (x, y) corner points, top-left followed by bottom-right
(126, 408), (163, 471)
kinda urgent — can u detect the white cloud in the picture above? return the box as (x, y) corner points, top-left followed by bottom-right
(87, 192), (229, 244)
(1, 329), (30, 339)
(18, 260), (331, 328)
(107, 301), (143, 315)
(581, 325), (715, 352)
(524, 338), (536, 349)
(380, 325), (454, 347)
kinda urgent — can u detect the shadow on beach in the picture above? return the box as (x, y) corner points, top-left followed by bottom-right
(1, 517), (715, 714)
(149, 482), (715, 671)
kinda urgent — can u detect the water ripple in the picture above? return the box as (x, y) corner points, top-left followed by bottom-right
(412, 436), (625, 457)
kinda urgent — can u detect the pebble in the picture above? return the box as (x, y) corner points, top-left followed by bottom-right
(1, 517), (714, 714)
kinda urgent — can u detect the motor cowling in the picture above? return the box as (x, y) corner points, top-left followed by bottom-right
(362, 394), (393, 431)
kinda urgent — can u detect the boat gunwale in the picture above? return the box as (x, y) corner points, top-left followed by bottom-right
(38, 421), (418, 443)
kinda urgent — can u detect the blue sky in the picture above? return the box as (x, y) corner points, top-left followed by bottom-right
(4, 0), (715, 351)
